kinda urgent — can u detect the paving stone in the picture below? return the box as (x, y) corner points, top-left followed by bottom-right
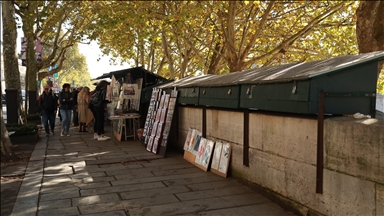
(98, 163), (126, 168)
(128, 197), (231, 215)
(37, 207), (79, 216)
(38, 199), (72, 210)
(25, 160), (44, 174)
(81, 182), (166, 196)
(152, 167), (203, 177)
(78, 201), (124, 215)
(72, 193), (120, 206)
(123, 163), (145, 169)
(81, 210), (127, 216)
(113, 172), (155, 180)
(221, 192), (271, 206)
(82, 176), (116, 183)
(175, 185), (254, 201)
(198, 202), (295, 216)
(120, 185), (190, 200)
(142, 157), (185, 167)
(70, 171), (106, 179)
(74, 182), (111, 190)
(40, 186), (80, 194)
(43, 167), (73, 175)
(86, 158), (135, 166)
(40, 190), (80, 201)
(111, 172), (209, 186)
(42, 178), (81, 186)
(163, 174), (224, 187)
(29, 149), (46, 161)
(121, 194), (179, 209)
(186, 179), (242, 191)
(133, 155), (164, 160)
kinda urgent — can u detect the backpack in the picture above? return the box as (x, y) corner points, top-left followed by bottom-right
(88, 90), (101, 108)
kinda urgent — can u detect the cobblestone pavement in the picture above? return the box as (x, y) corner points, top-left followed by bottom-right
(10, 126), (296, 216)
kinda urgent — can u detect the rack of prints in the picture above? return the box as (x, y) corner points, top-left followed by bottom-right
(147, 88), (178, 156)
(143, 88), (161, 144)
(145, 89), (165, 152)
(183, 128), (231, 176)
(157, 93), (177, 157)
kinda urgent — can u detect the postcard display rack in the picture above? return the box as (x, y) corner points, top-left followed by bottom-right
(143, 87), (178, 157)
(183, 128), (232, 177)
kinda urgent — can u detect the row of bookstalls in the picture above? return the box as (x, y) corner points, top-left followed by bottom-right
(95, 52), (384, 178)
(140, 51), (384, 179)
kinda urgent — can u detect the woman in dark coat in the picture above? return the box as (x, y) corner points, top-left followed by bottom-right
(90, 80), (110, 141)
(59, 83), (74, 136)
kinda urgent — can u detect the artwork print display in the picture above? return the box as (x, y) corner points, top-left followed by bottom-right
(201, 140), (215, 168)
(194, 138), (207, 165)
(147, 136), (154, 151)
(218, 142), (231, 173)
(183, 128), (193, 151)
(211, 141), (222, 170)
(192, 133), (202, 155)
(122, 84), (139, 100)
(152, 137), (160, 153)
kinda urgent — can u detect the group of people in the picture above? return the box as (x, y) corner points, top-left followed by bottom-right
(39, 80), (111, 141)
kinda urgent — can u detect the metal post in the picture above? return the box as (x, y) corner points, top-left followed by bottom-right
(316, 91), (325, 194)
(243, 109), (249, 167)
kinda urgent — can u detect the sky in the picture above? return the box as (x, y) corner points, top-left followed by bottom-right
(77, 41), (130, 79)
(15, 31), (130, 79)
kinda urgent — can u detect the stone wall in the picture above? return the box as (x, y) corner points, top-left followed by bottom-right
(177, 106), (384, 216)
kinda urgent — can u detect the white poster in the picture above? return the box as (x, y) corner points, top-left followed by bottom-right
(122, 84), (139, 100)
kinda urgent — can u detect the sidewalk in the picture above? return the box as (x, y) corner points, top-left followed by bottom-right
(10, 123), (296, 216)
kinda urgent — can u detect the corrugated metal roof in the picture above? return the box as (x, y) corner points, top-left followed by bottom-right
(158, 51), (384, 88)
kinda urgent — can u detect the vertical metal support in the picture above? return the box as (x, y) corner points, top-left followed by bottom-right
(316, 91), (325, 194)
(202, 107), (206, 138)
(5, 89), (19, 124)
(243, 109), (249, 167)
(371, 96), (376, 118)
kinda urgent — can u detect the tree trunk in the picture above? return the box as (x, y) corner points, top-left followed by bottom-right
(207, 42), (224, 75)
(2, 1), (24, 122)
(0, 109), (18, 162)
(23, 2), (39, 92)
(161, 32), (175, 79)
(356, 1), (384, 78)
(179, 49), (191, 78)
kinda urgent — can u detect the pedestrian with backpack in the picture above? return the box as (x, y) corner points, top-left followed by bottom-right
(40, 85), (58, 136)
(89, 80), (110, 141)
(59, 83), (74, 136)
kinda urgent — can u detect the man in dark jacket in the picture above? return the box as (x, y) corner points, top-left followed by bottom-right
(40, 85), (58, 136)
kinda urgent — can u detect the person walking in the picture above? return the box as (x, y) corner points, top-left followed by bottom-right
(77, 86), (90, 132)
(40, 85), (58, 136)
(72, 87), (81, 127)
(89, 80), (110, 141)
(59, 83), (74, 136)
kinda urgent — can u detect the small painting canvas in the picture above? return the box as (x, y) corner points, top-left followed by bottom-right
(201, 140), (215, 168)
(218, 142), (231, 173)
(156, 123), (163, 138)
(183, 128), (193, 150)
(211, 141), (222, 170)
(192, 133), (202, 155)
(152, 137), (160, 154)
(195, 138), (207, 165)
(146, 136), (154, 152)
(122, 84), (139, 100)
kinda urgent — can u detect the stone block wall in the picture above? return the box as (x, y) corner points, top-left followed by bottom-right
(176, 106), (384, 216)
